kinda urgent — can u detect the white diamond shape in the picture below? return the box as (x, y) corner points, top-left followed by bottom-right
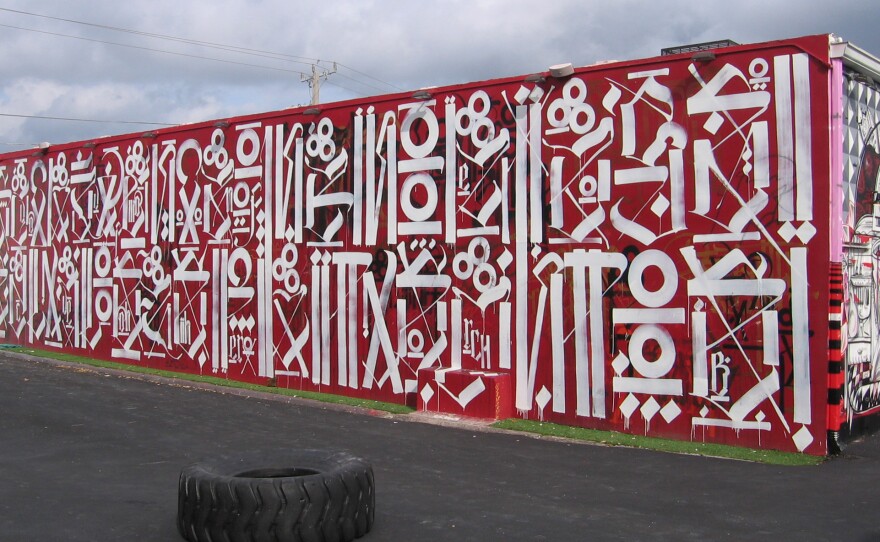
(640, 397), (660, 422)
(420, 384), (435, 406)
(755, 411), (766, 423)
(620, 393), (640, 419)
(612, 353), (630, 376)
(792, 426), (814, 452)
(243, 316), (256, 331)
(778, 221), (797, 242)
(651, 195), (670, 217)
(535, 386), (552, 411)
(310, 250), (322, 264)
(704, 112), (724, 134)
(660, 400), (681, 423)
(700, 405), (710, 418)
(321, 251), (332, 265)
(285, 226), (295, 242)
(796, 222), (817, 244)
(529, 86), (545, 104)
(497, 249), (513, 272)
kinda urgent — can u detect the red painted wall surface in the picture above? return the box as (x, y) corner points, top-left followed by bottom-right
(0, 35), (836, 454)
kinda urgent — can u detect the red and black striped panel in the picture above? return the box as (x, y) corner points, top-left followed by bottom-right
(827, 262), (845, 433)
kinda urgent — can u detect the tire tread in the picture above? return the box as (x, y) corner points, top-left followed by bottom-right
(177, 451), (373, 542)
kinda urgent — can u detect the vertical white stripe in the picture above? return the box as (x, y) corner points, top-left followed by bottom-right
(151, 145), (158, 244)
(353, 112), (364, 245)
(573, 266), (590, 417)
(263, 127), (275, 378)
(366, 112), (377, 246)
(762, 310), (779, 366)
(529, 102), (543, 242)
(220, 249), (228, 372)
(347, 264), (358, 389)
(396, 298), (407, 367)
(112, 284), (119, 338)
(692, 311), (708, 397)
(173, 292), (180, 345)
(337, 262), (348, 387)
(257, 259), (268, 378)
(74, 284), (80, 349)
(387, 128), (398, 245)
(774, 55), (794, 221)
(321, 263), (331, 386)
(451, 299), (462, 370)
(792, 53), (813, 221)
(551, 274), (565, 414)
(274, 125), (286, 240)
(445, 99), (457, 243)
(588, 264), (606, 419)
(310, 263), (321, 384)
(47, 161), (53, 242)
(515, 104), (530, 411)
(294, 138), (304, 242)
(501, 157), (510, 244)
(499, 301), (511, 370)
(751, 122), (770, 189)
(83, 248), (92, 331)
(792, 247), (811, 424)
(78, 250), (85, 347)
(549, 156), (564, 228)
(669, 149), (685, 231)
(168, 154), (176, 245)
(212, 249), (220, 372)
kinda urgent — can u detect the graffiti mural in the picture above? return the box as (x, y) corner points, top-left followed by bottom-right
(0, 35), (840, 454)
(842, 71), (880, 422)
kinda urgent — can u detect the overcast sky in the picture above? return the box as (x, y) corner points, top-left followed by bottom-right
(1, 0), (879, 150)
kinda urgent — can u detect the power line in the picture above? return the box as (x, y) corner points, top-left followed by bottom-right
(334, 62), (405, 92)
(0, 7), (321, 66)
(0, 7), (405, 93)
(0, 22), (382, 99)
(0, 112), (175, 126)
(0, 22), (311, 77)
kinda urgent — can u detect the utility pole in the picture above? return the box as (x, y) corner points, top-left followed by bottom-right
(301, 62), (337, 105)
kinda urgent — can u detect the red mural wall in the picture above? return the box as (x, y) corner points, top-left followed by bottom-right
(0, 35), (838, 454)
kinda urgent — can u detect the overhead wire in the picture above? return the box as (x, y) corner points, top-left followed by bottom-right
(0, 22), (311, 77)
(0, 7), (408, 136)
(0, 112), (175, 126)
(0, 7), (404, 93)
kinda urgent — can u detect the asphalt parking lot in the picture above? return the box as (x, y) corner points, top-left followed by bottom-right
(1, 351), (878, 541)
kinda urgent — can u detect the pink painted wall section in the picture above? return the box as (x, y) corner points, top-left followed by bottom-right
(0, 35), (837, 454)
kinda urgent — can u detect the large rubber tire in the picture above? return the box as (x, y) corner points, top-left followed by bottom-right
(177, 449), (375, 542)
